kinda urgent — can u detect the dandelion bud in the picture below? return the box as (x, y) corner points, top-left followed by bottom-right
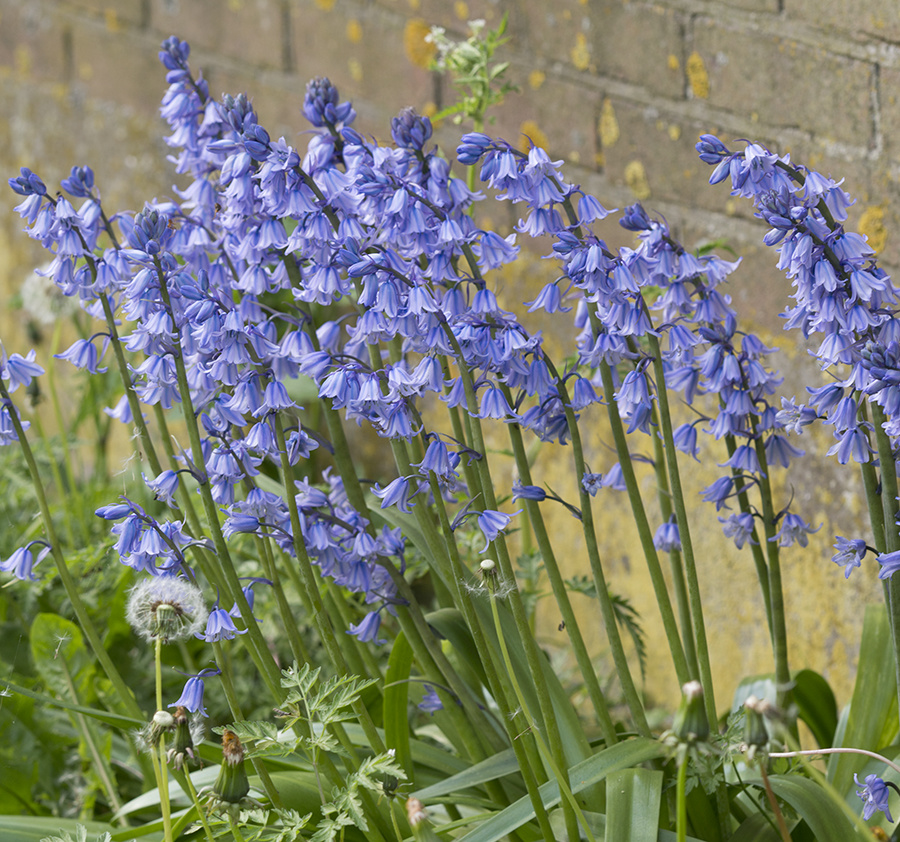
(213, 730), (250, 804)
(168, 706), (200, 770)
(479, 558), (496, 572)
(672, 680), (709, 743)
(146, 709), (176, 746)
(742, 695), (769, 754)
(406, 797), (427, 827)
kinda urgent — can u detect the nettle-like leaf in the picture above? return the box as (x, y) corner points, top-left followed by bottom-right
(40, 827), (118, 842)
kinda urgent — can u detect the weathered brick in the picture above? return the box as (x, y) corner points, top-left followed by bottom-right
(68, 19), (165, 115)
(0, 0), (69, 83)
(150, 0), (287, 71)
(63, 0), (148, 29)
(515, 0), (684, 99)
(785, 0), (900, 42)
(692, 18), (876, 150)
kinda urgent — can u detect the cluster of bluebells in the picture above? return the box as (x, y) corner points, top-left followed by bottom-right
(7, 33), (896, 726)
(697, 135), (900, 578)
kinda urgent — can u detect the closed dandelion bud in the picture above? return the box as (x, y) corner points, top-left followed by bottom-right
(406, 797), (441, 842)
(168, 706), (200, 770)
(743, 695), (769, 749)
(213, 729), (250, 803)
(672, 680), (709, 743)
(147, 709), (176, 747)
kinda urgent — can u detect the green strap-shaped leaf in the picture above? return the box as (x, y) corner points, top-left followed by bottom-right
(746, 774), (859, 842)
(383, 630), (415, 779)
(792, 669), (838, 749)
(604, 767), (662, 842)
(828, 603), (899, 794)
(413, 748), (518, 800)
(454, 737), (663, 842)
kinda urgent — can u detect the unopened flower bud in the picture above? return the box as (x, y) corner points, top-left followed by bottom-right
(146, 709), (176, 746)
(672, 680), (709, 743)
(743, 695), (769, 750)
(168, 706), (200, 770)
(213, 729), (250, 803)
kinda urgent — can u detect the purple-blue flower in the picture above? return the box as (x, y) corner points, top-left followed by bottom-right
(418, 684), (443, 714)
(0, 542), (50, 581)
(202, 606), (248, 641)
(653, 517), (681, 553)
(475, 509), (520, 552)
(855, 773), (894, 822)
(878, 551), (900, 580)
(168, 669), (220, 718)
(832, 537), (868, 578)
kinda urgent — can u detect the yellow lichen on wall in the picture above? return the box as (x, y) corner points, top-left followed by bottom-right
(858, 206), (887, 253)
(571, 33), (590, 72)
(520, 120), (549, 152)
(598, 98), (619, 149)
(624, 160), (651, 199)
(686, 51), (710, 99)
(404, 18), (437, 69)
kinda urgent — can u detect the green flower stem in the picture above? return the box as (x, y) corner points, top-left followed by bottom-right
(723, 432), (773, 640)
(870, 403), (900, 707)
(228, 814), (248, 842)
(211, 641), (283, 808)
(501, 396), (618, 745)
(544, 360), (650, 735)
(486, 568), (597, 842)
(255, 534), (313, 666)
(170, 767), (216, 842)
(676, 750), (688, 842)
(97, 293), (164, 476)
(649, 419), (699, 679)
(29, 396), (77, 549)
(437, 332), (580, 834)
(146, 734), (174, 842)
(596, 355), (691, 688)
(647, 337), (716, 709)
(0, 379), (143, 720)
(270, 413), (386, 755)
(746, 414), (790, 705)
(388, 439), (527, 759)
(155, 637), (175, 841)
(153, 264), (286, 704)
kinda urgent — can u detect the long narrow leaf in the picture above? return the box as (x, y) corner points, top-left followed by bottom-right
(604, 768), (662, 842)
(454, 737), (663, 842)
(383, 630), (415, 779)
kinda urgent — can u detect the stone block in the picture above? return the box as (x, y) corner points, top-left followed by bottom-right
(692, 17), (875, 150)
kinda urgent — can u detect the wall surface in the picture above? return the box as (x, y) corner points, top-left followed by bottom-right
(2, 0), (897, 710)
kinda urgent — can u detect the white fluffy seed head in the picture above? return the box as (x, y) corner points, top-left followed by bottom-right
(126, 576), (208, 643)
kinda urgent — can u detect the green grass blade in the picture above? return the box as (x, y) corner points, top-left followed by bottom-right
(383, 630), (415, 779)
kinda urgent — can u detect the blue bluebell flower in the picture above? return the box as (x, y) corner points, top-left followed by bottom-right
(475, 509), (520, 552)
(653, 517), (681, 553)
(168, 668), (220, 718)
(347, 610), (386, 644)
(719, 512), (757, 549)
(0, 541), (50, 582)
(202, 605), (248, 642)
(854, 773), (894, 822)
(418, 684), (443, 714)
(0, 348), (44, 393)
(832, 537), (867, 578)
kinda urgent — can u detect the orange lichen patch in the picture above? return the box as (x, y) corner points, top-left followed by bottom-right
(520, 120), (550, 151)
(346, 18), (363, 43)
(404, 18), (436, 68)
(598, 98), (619, 148)
(858, 206), (887, 253)
(686, 51), (709, 99)
(570, 32), (590, 71)
(624, 160), (651, 199)
(528, 69), (546, 90)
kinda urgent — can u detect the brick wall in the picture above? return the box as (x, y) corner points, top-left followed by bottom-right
(1, 0), (895, 700)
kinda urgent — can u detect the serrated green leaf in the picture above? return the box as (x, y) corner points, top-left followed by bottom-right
(0, 818), (120, 842)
